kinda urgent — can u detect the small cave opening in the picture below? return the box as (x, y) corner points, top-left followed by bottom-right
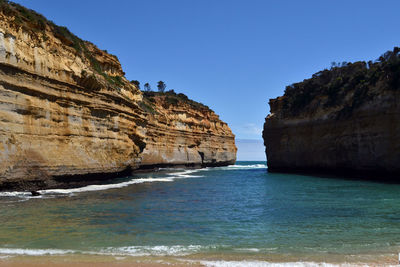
(198, 151), (205, 164)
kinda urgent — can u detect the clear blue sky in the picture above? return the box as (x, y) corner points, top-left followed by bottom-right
(236, 139), (265, 161)
(13, 0), (400, 140)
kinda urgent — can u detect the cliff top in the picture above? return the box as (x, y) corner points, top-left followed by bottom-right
(143, 90), (212, 112)
(271, 47), (400, 119)
(0, 0), (228, 124)
(0, 0), (129, 90)
(140, 90), (229, 126)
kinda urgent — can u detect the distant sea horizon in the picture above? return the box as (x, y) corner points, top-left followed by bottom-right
(235, 139), (266, 161)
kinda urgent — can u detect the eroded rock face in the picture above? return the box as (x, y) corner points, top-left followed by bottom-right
(140, 92), (236, 168)
(0, 10), (147, 190)
(263, 57), (400, 179)
(0, 3), (236, 190)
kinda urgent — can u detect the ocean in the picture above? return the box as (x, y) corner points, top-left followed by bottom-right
(0, 161), (399, 266)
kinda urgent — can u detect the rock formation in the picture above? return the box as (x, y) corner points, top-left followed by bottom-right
(140, 91), (236, 168)
(263, 49), (400, 179)
(0, 1), (236, 190)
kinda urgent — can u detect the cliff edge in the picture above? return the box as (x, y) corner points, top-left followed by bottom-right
(0, 1), (236, 190)
(263, 48), (400, 179)
(140, 91), (236, 168)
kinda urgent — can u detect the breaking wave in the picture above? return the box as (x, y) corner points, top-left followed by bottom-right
(202, 164), (267, 171)
(0, 169), (204, 198)
(0, 248), (76, 256)
(0, 163), (265, 198)
(0, 245), (214, 257)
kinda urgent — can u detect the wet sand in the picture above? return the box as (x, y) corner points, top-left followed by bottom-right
(0, 254), (397, 267)
(0, 255), (203, 267)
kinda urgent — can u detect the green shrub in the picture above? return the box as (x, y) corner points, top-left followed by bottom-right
(281, 47), (400, 116)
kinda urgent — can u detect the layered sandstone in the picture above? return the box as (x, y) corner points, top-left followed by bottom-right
(0, 2), (236, 190)
(263, 51), (400, 179)
(0, 3), (148, 190)
(140, 91), (236, 168)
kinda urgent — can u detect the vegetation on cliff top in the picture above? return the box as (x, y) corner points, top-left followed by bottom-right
(0, 0), (81, 49)
(281, 47), (400, 118)
(143, 90), (211, 111)
(157, 81), (166, 93)
(0, 0), (124, 89)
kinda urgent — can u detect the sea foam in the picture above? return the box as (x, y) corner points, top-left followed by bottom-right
(0, 247), (395, 267)
(198, 261), (378, 267)
(0, 245), (209, 257)
(0, 248), (76, 256)
(40, 177), (174, 195)
(227, 164), (266, 169)
(0, 168), (204, 198)
(98, 245), (207, 256)
(0, 164), (263, 198)
(204, 164), (267, 171)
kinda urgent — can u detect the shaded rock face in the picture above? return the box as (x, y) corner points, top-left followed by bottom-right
(140, 92), (236, 168)
(0, 3), (236, 190)
(263, 53), (400, 179)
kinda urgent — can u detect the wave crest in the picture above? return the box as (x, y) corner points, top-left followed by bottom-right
(0, 163), (264, 198)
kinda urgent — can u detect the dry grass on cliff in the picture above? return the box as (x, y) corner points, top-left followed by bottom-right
(0, 0), (125, 90)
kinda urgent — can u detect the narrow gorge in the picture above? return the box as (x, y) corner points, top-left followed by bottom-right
(0, 1), (236, 191)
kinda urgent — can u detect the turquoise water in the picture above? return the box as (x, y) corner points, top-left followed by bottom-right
(0, 161), (400, 264)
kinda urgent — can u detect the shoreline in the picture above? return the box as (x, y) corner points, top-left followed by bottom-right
(0, 161), (236, 193)
(0, 162), (398, 267)
(0, 253), (397, 267)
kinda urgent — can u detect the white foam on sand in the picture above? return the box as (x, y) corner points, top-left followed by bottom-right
(0, 247), (395, 267)
(0, 255), (12, 259)
(0, 245), (210, 257)
(233, 248), (262, 252)
(198, 261), (379, 267)
(0, 248), (76, 256)
(98, 245), (206, 256)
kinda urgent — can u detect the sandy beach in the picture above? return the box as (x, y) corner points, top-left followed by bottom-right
(0, 254), (398, 267)
(0, 255), (204, 267)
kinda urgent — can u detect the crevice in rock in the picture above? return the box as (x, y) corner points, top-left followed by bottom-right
(128, 134), (146, 153)
(198, 151), (204, 165)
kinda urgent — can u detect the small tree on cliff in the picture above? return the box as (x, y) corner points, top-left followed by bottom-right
(157, 81), (166, 93)
(144, 83), (151, 92)
(130, 80), (140, 89)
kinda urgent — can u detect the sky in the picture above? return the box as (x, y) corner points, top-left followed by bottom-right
(12, 0), (400, 142)
(236, 139), (265, 161)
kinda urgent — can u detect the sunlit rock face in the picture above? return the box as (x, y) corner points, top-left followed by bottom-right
(263, 58), (400, 179)
(0, 7), (147, 190)
(140, 92), (236, 168)
(0, 3), (236, 190)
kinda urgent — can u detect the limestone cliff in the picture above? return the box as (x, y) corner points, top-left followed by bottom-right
(0, 1), (236, 190)
(263, 48), (400, 179)
(140, 91), (236, 168)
